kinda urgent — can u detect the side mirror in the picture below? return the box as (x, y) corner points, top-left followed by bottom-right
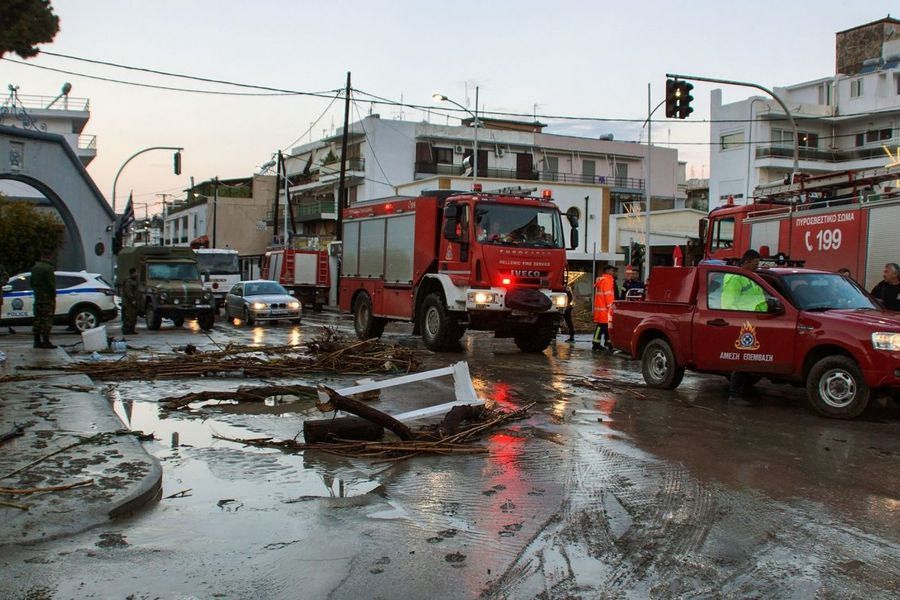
(443, 204), (461, 242)
(767, 298), (785, 315)
(201, 269), (210, 282)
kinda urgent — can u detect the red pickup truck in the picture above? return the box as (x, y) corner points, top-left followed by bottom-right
(609, 264), (900, 419)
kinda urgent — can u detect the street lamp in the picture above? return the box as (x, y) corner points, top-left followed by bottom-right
(433, 89), (481, 181)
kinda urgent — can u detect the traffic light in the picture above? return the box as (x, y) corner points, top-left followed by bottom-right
(665, 78), (678, 119)
(630, 241), (645, 270)
(676, 81), (694, 119)
(173, 151), (182, 175)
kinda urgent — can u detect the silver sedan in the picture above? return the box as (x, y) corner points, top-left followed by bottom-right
(224, 280), (302, 326)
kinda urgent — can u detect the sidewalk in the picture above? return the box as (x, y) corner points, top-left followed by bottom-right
(0, 339), (162, 545)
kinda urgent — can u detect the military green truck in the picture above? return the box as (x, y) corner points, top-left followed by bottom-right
(116, 247), (216, 331)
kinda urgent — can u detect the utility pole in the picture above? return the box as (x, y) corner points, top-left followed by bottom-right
(336, 71), (351, 243)
(212, 177), (219, 248)
(273, 154), (280, 244)
(282, 152), (296, 243)
(644, 83), (652, 280)
(474, 86), (479, 181)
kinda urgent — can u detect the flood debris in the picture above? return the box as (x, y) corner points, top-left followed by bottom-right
(0, 423), (27, 446)
(214, 402), (535, 460)
(23, 329), (418, 381)
(0, 478), (94, 495)
(159, 384), (318, 411)
(303, 417), (384, 444)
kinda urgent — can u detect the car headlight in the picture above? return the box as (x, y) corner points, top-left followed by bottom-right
(159, 292), (168, 301)
(468, 291), (496, 304)
(872, 332), (900, 351)
(252, 302), (267, 310)
(553, 294), (568, 308)
(289, 301), (301, 309)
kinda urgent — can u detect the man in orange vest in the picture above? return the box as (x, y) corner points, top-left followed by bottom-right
(592, 265), (617, 351)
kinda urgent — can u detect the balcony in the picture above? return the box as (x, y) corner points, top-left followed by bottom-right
(11, 94), (90, 112)
(77, 134), (97, 150)
(413, 162), (644, 190)
(755, 145), (891, 163)
(319, 157), (365, 183)
(294, 197), (337, 223)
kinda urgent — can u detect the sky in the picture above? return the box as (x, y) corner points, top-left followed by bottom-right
(1, 0), (893, 214)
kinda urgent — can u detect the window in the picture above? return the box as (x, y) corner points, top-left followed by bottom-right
(544, 156), (559, 173)
(797, 132), (818, 149)
(434, 147), (453, 164)
(720, 131), (745, 150)
(855, 132), (865, 147)
(818, 83), (832, 105)
(850, 78), (863, 98)
(615, 162), (628, 181)
(55, 275), (85, 289)
(710, 217), (735, 252)
(582, 159), (596, 182)
(866, 128), (892, 143)
(707, 272), (770, 312)
(7, 275), (31, 291)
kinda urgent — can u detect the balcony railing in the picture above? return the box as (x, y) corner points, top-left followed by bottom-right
(320, 157), (365, 174)
(756, 145), (892, 163)
(414, 162), (644, 189)
(295, 198), (336, 217)
(10, 94), (90, 112)
(77, 134), (96, 150)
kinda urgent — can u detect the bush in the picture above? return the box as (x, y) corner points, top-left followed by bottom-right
(0, 198), (64, 274)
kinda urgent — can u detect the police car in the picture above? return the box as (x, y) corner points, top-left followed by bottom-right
(1, 271), (118, 333)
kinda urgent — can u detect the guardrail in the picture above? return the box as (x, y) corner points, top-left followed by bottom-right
(77, 134), (96, 150)
(756, 145), (892, 163)
(10, 94), (90, 111)
(413, 162), (645, 189)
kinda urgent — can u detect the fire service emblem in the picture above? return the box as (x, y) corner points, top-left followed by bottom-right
(734, 321), (761, 351)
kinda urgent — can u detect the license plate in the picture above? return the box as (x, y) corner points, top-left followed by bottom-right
(271, 310), (288, 316)
(196, 304), (211, 309)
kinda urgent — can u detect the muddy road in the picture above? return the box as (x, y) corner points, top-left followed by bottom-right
(2, 314), (899, 599)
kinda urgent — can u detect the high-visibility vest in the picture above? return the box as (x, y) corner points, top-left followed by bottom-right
(593, 274), (615, 324)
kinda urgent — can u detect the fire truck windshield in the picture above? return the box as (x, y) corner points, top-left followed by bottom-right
(474, 204), (564, 248)
(781, 273), (877, 312)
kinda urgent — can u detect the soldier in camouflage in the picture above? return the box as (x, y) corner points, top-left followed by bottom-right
(122, 267), (139, 335)
(30, 250), (57, 349)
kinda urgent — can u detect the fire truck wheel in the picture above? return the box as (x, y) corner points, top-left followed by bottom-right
(353, 293), (386, 340)
(641, 338), (685, 390)
(513, 316), (556, 353)
(806, 355), (870, 419)
(420, 293), (464, 351)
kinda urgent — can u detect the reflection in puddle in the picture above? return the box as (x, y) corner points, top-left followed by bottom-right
(105, 384), (382, 499)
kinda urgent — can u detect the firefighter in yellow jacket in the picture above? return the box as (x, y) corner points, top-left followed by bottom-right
(592, 265), (617, 351)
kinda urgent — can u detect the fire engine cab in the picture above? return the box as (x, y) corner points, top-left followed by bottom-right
(704, 164), (900, 289)
(339, 188), (578, 353)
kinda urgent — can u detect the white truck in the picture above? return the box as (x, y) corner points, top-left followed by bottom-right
(195, 248), (241, 310)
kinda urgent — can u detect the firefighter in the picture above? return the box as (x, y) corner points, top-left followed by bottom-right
(121, 267), (140, 335)
(722, 249), (764, 406)
(30, 250), (57, 349)
(592, 266), (616, 351)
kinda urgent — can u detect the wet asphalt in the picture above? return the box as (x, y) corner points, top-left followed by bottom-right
(1, 313), (898, 599)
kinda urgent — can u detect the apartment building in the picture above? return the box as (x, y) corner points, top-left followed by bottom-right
(709, 17), (900, 209)
(281, 115), (691, 267)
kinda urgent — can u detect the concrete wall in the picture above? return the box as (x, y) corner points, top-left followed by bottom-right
(0, 126), (114, 280)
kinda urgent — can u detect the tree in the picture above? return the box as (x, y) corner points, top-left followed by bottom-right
(0, 0), (60, 59)
(0, 197), (64, 274)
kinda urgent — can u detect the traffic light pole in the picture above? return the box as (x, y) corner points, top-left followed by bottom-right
(642, 84), (666, 280)
(111, 146), (183, 212)
(666, 73), (799, 178)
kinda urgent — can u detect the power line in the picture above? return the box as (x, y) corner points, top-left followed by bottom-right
(351, 87), (887, 126)
(2, 57), (306, 97)
(37, 50), (341, 98)
(352, 100), (393, 187)
(281, 92), (342, 151)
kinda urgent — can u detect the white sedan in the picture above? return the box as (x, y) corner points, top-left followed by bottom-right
(224, 280), (301, 326)
(1, 271), (119, 333)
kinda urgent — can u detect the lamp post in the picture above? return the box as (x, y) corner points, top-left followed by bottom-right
(111, 146), (183, 212)
(641, 84), (667, 279)
(433, 88), (480, 182)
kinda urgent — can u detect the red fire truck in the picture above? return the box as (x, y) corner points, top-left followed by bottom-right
(704, 165), (900, 289)
(339, 188), (578, 352)
(261, 248), (330, 311)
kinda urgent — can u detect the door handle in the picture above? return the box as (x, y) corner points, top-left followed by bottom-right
(706, 318), (728, 327)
